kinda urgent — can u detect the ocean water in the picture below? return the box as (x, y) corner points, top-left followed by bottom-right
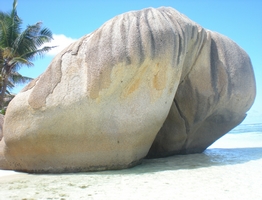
(227, 123), (262, 134)
(208, 122), (262, 148)
(0, 123), (262, 200)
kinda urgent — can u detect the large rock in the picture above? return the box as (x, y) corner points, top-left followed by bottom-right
(147, 32), (256, 157)
(0, 7), (255, 172)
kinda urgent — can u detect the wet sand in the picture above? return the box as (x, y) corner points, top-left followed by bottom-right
(0, 133), (262, 200)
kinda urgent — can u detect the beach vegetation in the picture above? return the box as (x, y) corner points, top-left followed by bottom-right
(0, 0), (55, 113)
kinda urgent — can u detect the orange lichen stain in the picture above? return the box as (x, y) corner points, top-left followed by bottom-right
(87, 64), (113, 100)
(91, 63), (128, 102)
(122, 63), (149, 98)
(148, 62), (172, 103)
(153, 71), (166, 90)
(152, 63), (167, 91)
(126, 78), (141, 96)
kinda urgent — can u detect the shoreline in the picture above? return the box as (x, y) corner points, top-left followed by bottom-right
(1, 131), (262, 177)
(0, 148), (261, 199)
(0, 132), (262, 199)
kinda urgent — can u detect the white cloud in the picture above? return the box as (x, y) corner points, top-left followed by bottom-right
(43, 34), (77, 56)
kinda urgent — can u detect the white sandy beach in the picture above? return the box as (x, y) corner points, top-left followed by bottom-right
(0, 133), (262, 200)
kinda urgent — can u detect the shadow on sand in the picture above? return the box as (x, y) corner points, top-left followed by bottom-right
(2, 147), (262, 178)
(93, 147), (262, 175)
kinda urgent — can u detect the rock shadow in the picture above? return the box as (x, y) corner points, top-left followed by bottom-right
(94, 147), (262, 175)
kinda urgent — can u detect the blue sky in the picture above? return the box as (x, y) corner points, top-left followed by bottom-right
(1, 0), (261, 123)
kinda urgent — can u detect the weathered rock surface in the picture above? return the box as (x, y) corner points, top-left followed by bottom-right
(0, 7), (256, 172)
(147, 32), (256, 157)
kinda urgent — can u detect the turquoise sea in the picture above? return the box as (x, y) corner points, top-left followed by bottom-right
(226, 123), (262, 134)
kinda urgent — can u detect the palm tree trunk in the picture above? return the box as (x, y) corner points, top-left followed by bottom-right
(0, 75), (9, 109)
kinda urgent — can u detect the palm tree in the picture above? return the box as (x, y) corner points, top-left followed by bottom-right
(0, 0), (55, 110)
(0, 71), (33, 114)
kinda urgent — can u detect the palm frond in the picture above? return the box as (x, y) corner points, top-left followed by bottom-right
(34, 27), (53, 47)
(21, 45), (55, 62)
(8, 56), (34, 68)
(12, 22), (54, 57)
(8, 71), (33, 87)
(12, 0), (18, 11)
(0, 12), (10, 47)
(0, 0), (55, 108)
(0, 5), (22, 52)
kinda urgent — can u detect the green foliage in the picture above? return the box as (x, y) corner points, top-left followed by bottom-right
(0, 0), (55, 112)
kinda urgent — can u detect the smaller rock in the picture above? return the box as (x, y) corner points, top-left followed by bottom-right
(0, 114), (4, 141)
